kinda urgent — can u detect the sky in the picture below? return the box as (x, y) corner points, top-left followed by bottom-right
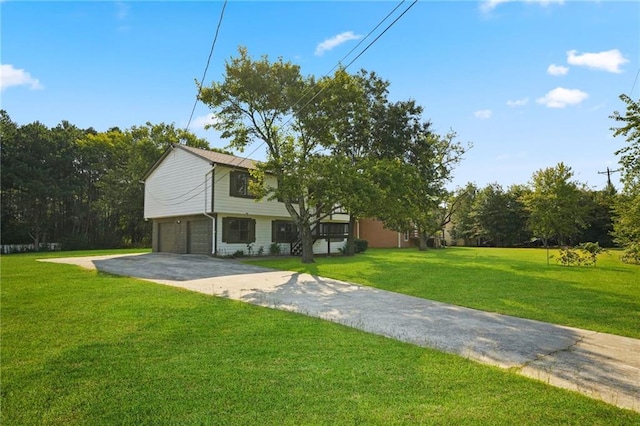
(2, 0), (639, 190)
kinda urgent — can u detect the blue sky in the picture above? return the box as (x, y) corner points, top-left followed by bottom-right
(2, 1), (638, 190)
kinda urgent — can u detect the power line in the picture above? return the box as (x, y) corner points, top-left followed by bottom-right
(629, 66), (640, 97)
(152, 0), (417, 209)
(185, 0), (228, 132)
(206, 0), (418, 190)
(289, 0), (418, 126)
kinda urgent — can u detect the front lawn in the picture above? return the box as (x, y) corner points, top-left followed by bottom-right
(246, 247), (640, 339)
(2, 251), (638, 424)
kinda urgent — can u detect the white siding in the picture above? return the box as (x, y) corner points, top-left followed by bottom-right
(215, 214), (347, 256)
(312, 238), (346, 255)
(216, 214), (288, 256)
(144, 147), (212, 219)
(213, 165), (293, 217)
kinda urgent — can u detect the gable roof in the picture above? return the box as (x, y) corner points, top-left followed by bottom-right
(143, 144), (258, 181)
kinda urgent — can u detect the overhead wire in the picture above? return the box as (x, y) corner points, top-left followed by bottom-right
(629, 66), (640, 97)
(208, 0), (418, 190)
(164, 0), (417, 206)
(150, 0), (227, 207)
(185, 0), (228, 132)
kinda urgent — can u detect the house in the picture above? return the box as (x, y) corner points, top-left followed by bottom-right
(357, 218), (461, 248)
(143, 144), (350, 256)
(356, 218), (415, 248)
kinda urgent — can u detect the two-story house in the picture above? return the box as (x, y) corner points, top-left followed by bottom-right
(143, 144), (350, 256)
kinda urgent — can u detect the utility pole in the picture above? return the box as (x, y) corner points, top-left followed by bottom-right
(598, 167), (621, 189)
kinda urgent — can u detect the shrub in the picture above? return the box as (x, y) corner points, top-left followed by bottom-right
(556, 242), (607, 267)
(232, 250), (244, 258)
(620, 242), (640, 265)
(354, 239), (368, 254)
(269, 243), (281, 256)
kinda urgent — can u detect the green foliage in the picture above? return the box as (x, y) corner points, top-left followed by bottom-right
(0, 110), (211, 249)
(198, 47), (330, 263)
(354, 238), (368, 254)
(555, 246), (583, 266)
(620, 242), (640, 265)
(610, 95), (640, 264)
(470, 183), (531, 246)
(269, 242), (282, 256)
(521, 163), (589, 265)
(555, 243), (606, 267)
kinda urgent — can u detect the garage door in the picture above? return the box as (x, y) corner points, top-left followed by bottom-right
(158, 222), (176, 253)
(188, 220), (210, 254)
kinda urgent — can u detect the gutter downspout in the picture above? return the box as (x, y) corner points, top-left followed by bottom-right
(204, 165), (216, 255)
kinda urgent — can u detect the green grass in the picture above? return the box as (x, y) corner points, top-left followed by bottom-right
(246, 247), (640, 339)
(2, 250), (638, 424)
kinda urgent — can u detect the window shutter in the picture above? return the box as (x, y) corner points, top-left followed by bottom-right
(222, 217), (230, 242)
(272, 220), (277, 242)
(229, 171), (238, 196)
(249, 219), (256, 243)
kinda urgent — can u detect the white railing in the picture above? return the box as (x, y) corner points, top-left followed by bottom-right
(1, 243), (61, 254)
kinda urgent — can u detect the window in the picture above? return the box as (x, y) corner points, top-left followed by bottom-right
(229, 170), (255, 198)
(403, 231), (410, 242)
(222, 217), (256, 243)
(272, 220), (298, 243)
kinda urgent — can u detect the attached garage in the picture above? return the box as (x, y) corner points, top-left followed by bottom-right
(187, 219), (211, 254)
(154, 215), (212, 255)
(158, 222), (177, 253)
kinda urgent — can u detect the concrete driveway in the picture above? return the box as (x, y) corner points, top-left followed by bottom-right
(42, 252), (640, 413)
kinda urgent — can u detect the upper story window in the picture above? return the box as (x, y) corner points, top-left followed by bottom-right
(229, 170), (256, 199)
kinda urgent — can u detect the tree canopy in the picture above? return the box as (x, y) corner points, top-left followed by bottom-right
(198, 48), (469, 260)
(610, 94), (640, 263)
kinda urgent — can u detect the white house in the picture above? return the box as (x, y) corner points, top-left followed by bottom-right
(143, 144), (350, 256)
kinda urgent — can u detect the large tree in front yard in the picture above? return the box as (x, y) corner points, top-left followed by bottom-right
(198, 47), (344, 263)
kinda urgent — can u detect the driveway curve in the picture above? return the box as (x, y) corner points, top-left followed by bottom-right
(41, 253), (640, 413)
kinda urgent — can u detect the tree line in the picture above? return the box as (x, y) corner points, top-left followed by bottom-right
(449, 166), (616, 249)
(0, 111), (215, 250)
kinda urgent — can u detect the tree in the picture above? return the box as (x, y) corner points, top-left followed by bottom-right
(376, 130), (468, 250)
(449, 183), (478, 245)
(522, 162), (588, 264)
(610, 94), (640, 263)
(470, 183), (530, 247)
(198, 47), (342, 263)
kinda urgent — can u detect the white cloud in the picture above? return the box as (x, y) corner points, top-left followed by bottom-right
(547, 64), (569, 76)
(506, 97), (529, 107)
(474, 109), (493, 119)
(115, 1), (130, 20)
(566, 49), (629, 73)
(536, 87), (588, 108)
(0, 64), (43, 91)
(190, 113), (218, 130)
(481, 0), (563, 13)
(315, 31), (362, 56)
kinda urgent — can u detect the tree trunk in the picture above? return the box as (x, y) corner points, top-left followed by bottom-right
(418, 230), (429, 251)
(300, 222), (315, 264)
(344, 215), (357, 256)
